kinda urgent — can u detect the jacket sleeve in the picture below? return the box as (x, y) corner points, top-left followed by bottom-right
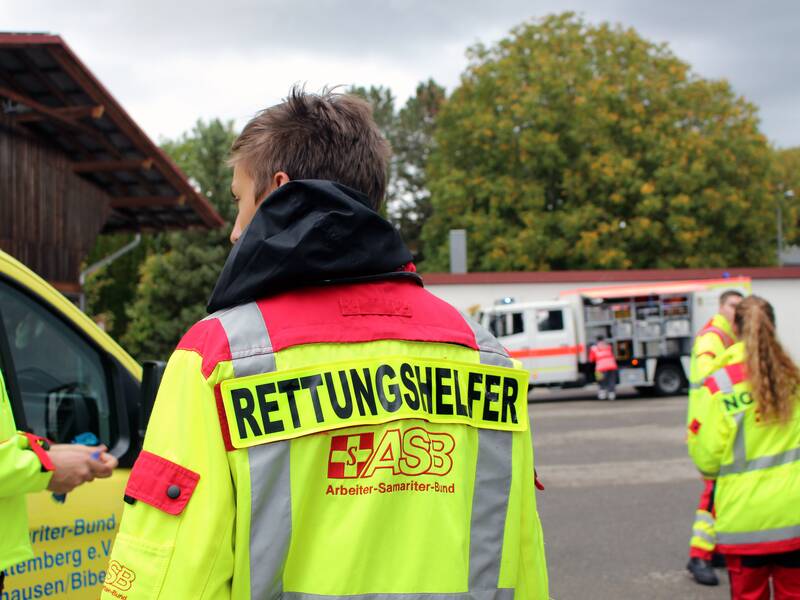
(0, 371), (52, 497)
(687, 387), (729, 478)
(103, 349), (235, 599)
(0, 433), (52, 497)
(691, 332), (727, 384)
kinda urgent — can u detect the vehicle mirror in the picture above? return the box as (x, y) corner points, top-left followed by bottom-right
(139, 360), (166, 440)
(45, 387), (100, 443)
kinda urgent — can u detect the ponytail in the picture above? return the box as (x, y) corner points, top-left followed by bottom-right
(735, 296), (800, 422)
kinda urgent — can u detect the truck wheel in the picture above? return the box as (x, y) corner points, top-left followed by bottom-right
(654, 364), (684, 396)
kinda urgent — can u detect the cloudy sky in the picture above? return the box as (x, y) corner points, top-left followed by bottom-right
(5, 0), (798, 147)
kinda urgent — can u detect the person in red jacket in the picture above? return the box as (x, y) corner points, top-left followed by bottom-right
(589, 335), (619, 401)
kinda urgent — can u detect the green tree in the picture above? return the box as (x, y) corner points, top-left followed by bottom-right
(390, 80), (446, 260)
(83, 233), (155, 339)
(423, 12), (775, 271)
(348, 85), (397, 139)
(772, 147), (800, 247)
(349, 82), (446, 260)
(122, 119), (236, 361)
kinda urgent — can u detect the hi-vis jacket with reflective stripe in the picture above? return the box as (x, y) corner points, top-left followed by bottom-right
(687, 314), (736, 428)
(689, 314), (735, 386)
(104, 180), (548, 600)
(687, 342), (800, 555)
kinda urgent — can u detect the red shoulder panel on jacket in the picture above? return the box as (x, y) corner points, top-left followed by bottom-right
(124, 451), (200, 516)
(258, 280), (478, 352)
(725, 362), (747, 386)
(704, 376), (720, 395)
(177, 318), (232, 378)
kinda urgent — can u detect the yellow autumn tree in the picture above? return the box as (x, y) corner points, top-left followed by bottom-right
(422, 13), (776, 271)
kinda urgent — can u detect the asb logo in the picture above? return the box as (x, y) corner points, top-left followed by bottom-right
(105, 560), (136, 591)
(327, 427), (454, 479)
(328, 432), (374, 478)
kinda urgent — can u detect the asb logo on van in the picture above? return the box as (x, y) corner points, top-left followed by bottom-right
(327, 428), (455, 479)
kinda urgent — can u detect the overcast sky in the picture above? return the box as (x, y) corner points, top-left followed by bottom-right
(5, 1), (798, 147)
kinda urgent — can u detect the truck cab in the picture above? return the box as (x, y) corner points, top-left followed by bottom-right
(0, 249), (155, 597)
(477, 300), (580, 386)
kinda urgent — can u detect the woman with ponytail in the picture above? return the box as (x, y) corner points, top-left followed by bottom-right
(688, 295), (800, 599)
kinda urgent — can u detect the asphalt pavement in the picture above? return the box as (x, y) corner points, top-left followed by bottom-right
(530, 387), (730, 600)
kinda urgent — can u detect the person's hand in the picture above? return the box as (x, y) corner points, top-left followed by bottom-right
(46, 444), (114, 494)
(89, 450), (118, 478)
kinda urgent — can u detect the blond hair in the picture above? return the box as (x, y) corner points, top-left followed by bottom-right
(735, 296), (800, 422)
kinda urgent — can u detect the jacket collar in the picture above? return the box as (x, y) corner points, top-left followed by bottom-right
(207, 179), (418, 313)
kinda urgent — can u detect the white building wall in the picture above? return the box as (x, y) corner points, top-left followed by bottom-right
(426, 278), (800, 362)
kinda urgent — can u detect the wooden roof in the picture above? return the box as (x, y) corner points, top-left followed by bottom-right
(0, 33), (224, 232)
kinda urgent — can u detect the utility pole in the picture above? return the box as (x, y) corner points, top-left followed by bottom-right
(449, 229), (467, 274)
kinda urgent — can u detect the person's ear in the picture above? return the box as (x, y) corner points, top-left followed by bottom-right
(272, 171), (290, 189)
(258, 171), (291, 205)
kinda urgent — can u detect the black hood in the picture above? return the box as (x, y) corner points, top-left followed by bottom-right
(207, 179), (418, 312)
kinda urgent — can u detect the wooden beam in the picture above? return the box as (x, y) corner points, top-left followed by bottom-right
(0, 86), (81, 127)
(0, 86), (118, 157)
(110, 195), (186, 209)
(14, 104), (105, 123)
(72, 158), (153, 173)
(14, 49), (72, 107)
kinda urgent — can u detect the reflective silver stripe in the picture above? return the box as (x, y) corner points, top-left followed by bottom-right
(694, 512), (715, 527)
(463, 316), (514, 368)
(717, 524), (800, 546)
(470, 429), (513, 590)
(463, 316), (514, 590)
(283, 591), (514, 600)
(691, 529), (716, 545)
(216, 302), (276, 375)
(718, 413), (746, 476)
(719, 446), (800, 476)
(216, 302), (291, 600)
(248, 442), (291, 600)
(711, 367), (734, 394)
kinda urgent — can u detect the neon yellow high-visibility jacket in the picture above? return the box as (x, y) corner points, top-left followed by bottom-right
(104, 180), (548, 600)
(0, 368), (53, 571)
(687, 342), (800, 555)
(687, 313), (736, 428)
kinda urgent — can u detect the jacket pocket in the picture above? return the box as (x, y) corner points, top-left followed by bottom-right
(102, 533), (172, 599)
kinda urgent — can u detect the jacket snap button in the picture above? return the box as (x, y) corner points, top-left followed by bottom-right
(166, 485), (181, 499)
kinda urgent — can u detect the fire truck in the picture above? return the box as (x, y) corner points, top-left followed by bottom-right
(475, 277), (751, 396)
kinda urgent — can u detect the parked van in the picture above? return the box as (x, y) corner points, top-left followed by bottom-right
(0, 249), (162, 598)
(476, 277), (751, 396)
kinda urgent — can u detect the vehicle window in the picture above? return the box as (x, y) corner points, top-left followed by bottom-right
(488, 313), (506, 337)
(511, 312), (524, 335)
(536, 309), (564, 332)
(488, 312), (524, 338)
(0, 279), (115, 446)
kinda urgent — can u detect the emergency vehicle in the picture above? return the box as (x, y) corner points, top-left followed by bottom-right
(0, 249), (162, 598)
(476, 277), (751, 396)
